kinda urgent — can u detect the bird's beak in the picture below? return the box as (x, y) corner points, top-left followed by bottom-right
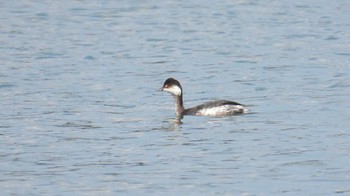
(158, 87), (164, 92)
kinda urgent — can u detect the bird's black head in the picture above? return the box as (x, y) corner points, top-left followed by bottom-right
(160, 78), (182, 96)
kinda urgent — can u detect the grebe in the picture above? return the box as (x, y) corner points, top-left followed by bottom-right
(160, 78), (247, 118)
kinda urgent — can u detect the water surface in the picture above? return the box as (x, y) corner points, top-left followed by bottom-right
(1, 0), (350, 195)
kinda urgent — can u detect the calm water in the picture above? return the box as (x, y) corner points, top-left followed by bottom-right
(1, 0), (350, 195)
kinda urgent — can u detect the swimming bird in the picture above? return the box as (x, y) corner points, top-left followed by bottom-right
(160, 78), (247, 118)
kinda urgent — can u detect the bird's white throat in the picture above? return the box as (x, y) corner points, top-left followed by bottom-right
(164, 85), (182, 96)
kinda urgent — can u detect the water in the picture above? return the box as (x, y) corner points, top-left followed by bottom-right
(1, 0), (350, 195)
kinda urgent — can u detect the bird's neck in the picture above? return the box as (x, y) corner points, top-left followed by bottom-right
(173, 94), (185, 117)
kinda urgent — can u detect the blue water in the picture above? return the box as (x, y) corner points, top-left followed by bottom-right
(1, 1), (350, 195)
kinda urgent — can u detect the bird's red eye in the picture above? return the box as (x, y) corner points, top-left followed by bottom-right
(164, 84), (168, 88)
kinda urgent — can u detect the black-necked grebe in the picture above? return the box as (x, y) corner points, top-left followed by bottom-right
(160, 78), (247, 118)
